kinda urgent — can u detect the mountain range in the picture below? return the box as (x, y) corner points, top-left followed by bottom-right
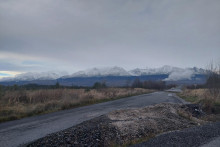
(0, 66), (207, 86)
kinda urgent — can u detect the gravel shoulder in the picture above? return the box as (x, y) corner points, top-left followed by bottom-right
(0, 91), (189, 147)
(27, 103), (207, 146)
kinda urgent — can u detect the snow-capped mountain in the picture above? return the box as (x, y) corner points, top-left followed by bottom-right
(129, 65), (183, 76)
(0, 71), (68, 82)
(191, 67), (206, 74)
(63, 66), (130, 78)
(129, 66), (206, 76)
(0, 66), (206, 83)
(59, 65), (206, 83)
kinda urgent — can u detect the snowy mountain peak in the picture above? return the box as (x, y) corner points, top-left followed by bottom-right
(0, 66), (206, 82)
(64, 65), (205, 78)
(0, 71), (68, 82)
(66, 66), (130, 78)
(129, 65), (183, 76)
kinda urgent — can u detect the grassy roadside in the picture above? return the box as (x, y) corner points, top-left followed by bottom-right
(177, 89), (220, 121)
(177, 94), (198, 103)
(0, 88), (155, 123)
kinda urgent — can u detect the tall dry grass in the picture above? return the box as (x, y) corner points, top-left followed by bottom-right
(179, 89), (220, 114)
(0, 88), (154, 122)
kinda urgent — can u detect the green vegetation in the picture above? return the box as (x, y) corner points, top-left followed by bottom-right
(177, 93), (198, 103)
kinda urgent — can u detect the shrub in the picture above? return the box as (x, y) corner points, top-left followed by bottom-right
(93, 82), (107, 89)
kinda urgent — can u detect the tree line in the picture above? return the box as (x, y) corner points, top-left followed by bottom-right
(131, 78), (173, 90)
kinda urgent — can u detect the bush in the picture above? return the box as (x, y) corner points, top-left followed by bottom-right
(132, 78), (142, 88)
(93, 82), (107, 89)
(204, 62), (220, 111)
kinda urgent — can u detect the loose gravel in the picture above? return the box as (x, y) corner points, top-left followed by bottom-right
(132, 122), (220, 147)
(26, 103), (207, 147)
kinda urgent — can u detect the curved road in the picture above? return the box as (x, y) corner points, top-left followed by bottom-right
(0, 91), (186, 147)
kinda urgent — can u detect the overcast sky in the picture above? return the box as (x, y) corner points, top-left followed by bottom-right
(0, 0), (220, 77)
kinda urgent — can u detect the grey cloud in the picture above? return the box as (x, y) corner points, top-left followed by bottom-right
(0, 60), (33, 71)
(0, 59), (52, 72)
(164, 69), (194, 81)
(0, 0), (220, 72)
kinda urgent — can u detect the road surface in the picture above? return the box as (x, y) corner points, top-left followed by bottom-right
(0, 91), (186, 147)
(133, 121), (220, 147)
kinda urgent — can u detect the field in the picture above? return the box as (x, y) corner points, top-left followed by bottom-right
(0, 88), (154, 122)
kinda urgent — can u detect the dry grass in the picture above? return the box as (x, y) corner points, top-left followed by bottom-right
(178, 89), (206, 103)
(0, 88), (154, 123)
(178, 89), (220, 116)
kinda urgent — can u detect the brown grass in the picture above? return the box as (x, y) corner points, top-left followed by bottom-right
(178, 89), (220, 116)
(0, 88), (154, 123)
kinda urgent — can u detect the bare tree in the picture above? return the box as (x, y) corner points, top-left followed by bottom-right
(205, 61), (220, 111)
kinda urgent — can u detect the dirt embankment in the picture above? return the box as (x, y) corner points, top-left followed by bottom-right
(27, 103), (206, 147)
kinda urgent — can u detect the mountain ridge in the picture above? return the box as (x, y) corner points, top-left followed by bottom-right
(0, 66), (206, 85)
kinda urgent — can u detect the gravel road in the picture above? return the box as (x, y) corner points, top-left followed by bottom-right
(27, 103), (202, 146)
(0, 91), (187, 147)
(132, 122), (220, 147)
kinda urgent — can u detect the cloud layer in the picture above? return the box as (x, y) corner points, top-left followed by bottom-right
(164, 69), (194, 81)
(0, 0), (220, 73)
